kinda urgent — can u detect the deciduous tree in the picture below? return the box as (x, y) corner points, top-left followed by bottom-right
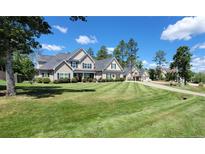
(0, 16), (86, 96)
(171, 46), (192, 85)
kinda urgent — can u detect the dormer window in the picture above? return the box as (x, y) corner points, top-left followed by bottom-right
(71, 61), (78, 68)
(111, 63), (116, 69)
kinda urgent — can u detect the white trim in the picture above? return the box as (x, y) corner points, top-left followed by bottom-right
(70, 48), (96, 64)
(53, 60), (73, 71)
(104, 57), (123, 71)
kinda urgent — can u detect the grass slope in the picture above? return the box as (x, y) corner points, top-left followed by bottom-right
(0, 82), (204, 137)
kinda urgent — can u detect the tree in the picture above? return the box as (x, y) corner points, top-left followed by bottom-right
(96, 45), (110, 60)
(113, 46), (121, 64)
(13, 52), (35, 80)
(87, 47), (94, 57)
(0, 16), (86, 96)
(127, 38), (139, 69)
(171, 46), (192, 85)
(136, 60), (143, 69)
(153, 50), (166, 80)
(192, 72), (205, 83)
(0, 17), (52, 96)
(118, 40), (128, 68)
(0, 57), (5, 71)
(153, 50), (166, 67)
(148, 69), (156, 80)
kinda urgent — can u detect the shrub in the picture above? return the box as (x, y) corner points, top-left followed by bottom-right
(35, 77), (43, 83)
(98, 77), (125, 82)
(71, 77), (78, 83)
(53, 80), (59, 84)
(199, 82), (204, 87)
(53, 78), (70, 84)
(92, 78), (97, 82)
(88, 78), (93, 82)
(42, 77), (51, 84)
(102, 79), (106, 82)
(82, 78), (87, 83)
(98, 78), (102, 82)
(120, 77), (125, 82)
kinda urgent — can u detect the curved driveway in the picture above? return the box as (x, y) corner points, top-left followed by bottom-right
(129, 81), (205, 97)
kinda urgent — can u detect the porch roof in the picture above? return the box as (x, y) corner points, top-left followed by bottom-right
(74, 70), (96, 73)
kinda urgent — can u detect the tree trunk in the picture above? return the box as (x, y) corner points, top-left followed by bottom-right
(5, 51), (16, 96)
(184, 78), (187, 85)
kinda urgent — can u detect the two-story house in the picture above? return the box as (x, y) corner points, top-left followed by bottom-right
(36, 48), (124, 81)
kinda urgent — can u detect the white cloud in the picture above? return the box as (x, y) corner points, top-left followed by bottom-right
(191, 56), (205, 72)
(142, 60), (148, 65)
(42, 44), (65, 51)
(161, 16), (205, 41)
(191, 42), (205, 51)
(53, 25), (68, 34)
(75, 35), (98, 45)
(148, 63), (157, 68)
(107, 47), (114, 54)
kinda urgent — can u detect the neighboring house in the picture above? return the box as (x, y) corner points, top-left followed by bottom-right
(95, 57), (124, 80)
(160, 67), (169, 79)
(36, 48), (124, 81)
(123, 66), (150, 81)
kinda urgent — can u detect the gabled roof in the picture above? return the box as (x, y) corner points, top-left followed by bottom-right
(38, 48), (123, 71)
(38, 48), (96, 70)
(39, 53), (71, 70)
(95, 57), (114, 71)
(123, 66), (139, 75)
(54, 60), (73, 71)
(38, 55), (54, 62)
(95, 57), (123, 71)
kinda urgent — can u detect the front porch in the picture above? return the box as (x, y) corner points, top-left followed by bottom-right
(74, 70), (95, 82)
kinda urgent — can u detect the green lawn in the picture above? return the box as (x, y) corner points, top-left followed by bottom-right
(152, 81), (205, 94)
(0, 82), (205, 137)
(177, 85), (205, 94)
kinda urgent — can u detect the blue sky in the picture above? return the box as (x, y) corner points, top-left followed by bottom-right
(38, 16), (205, 72)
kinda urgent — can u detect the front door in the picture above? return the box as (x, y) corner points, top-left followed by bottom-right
(74, 73), (83, 82)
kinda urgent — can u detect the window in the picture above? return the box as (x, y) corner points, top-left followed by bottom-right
(57, 73), (70, 79)
(111, 63), (116, 69)
(106, 73), (111, 79)
(71, 61), (78, 68)
(83, 63), (92, 69)
(42, 73), (49, 77)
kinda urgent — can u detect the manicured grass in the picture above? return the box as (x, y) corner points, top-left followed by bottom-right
(176, 85), (205, 94)
(0, 82), (205, 137)
(0, 80), (6, 84)
(152, 81), (205, 94)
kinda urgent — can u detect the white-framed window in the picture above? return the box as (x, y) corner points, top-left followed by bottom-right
(71, 61), (78, 68)
(57, 73), (70, 79)
(83, 63), (92, 69)
(111, 63), (116, 69)
(106, 73), (111, 79)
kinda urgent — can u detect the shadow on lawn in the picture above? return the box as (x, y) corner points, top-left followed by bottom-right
(0, 85), (95, 98)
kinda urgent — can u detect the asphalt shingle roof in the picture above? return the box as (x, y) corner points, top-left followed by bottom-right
(38, 49), (120, 72)
(95, 57), (114, 71)
(39, 53), (71, 70)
